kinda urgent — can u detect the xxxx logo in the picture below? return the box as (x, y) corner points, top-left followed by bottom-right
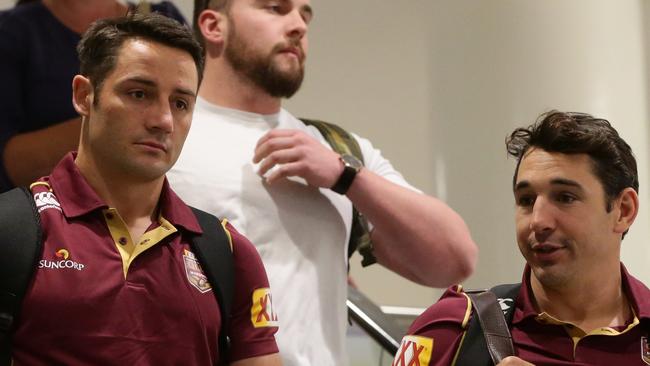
(392, 335), (433, 366)
(251, 288), (278, 328)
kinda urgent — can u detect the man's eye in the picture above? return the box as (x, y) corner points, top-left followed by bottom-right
(516, 195), (535, 207)
(557, 193), (576, 204)
(175, 99), (188, 110)
(129, 90), (146, 99)
(266, 3), (282, 13)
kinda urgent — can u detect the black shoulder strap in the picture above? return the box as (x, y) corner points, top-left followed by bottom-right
(299, 118), (376, 267)
(188, 207), (234, 366)
(0, 187), (42, 366)
(453, 283), (521, 366)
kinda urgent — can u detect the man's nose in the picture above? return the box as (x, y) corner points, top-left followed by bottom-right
(286, 9), (307, 40)
(530, 197), (556, 236)
(146, 100), (174, 133)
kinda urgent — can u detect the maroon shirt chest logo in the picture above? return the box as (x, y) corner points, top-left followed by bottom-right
(642, 336), (650, 365)
(183, 249), (212, 293)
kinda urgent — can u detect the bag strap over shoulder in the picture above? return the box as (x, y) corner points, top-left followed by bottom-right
(299, 118), (376, 267)
(0, 187), (42, 366)
(188, 207), (234, 365)
(467, 291), (515, 363)
(453, 283), (520, 366)
(300, 118), (363, 160)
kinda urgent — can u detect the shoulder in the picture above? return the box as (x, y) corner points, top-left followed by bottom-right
(624, 269), (650, 316)
(0, 3), (68, 54)
(393, 285), (472, 366)
(1, 3), (42, 20)
(290, 114), (365, 152)
(409, 285), (472, 335)
(0, 3), (49, 31)
(0, 4), (32, 39)
(222, 221), (265, 274)
(150, 1), (187, 25)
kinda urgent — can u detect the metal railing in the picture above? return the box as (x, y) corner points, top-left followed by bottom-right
(346, 286), (412, 356)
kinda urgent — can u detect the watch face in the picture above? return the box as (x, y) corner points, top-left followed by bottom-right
(341, 154), (363, 170)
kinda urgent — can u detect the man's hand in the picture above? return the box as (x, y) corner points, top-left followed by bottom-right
(497, 356), (535, 366)
(253, 129), (343, 187)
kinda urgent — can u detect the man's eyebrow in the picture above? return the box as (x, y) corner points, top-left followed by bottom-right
(550, 178), (584, 191)
(513, 181), (530, 192)
(122, 77), (196, 98)
(175, 87), (196, 98)
(514, 178), (584, 192)
(124, 77), (156, 87)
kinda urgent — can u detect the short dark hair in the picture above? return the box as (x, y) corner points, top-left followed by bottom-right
(77, 13), (204, 99)
(506, 110), (638, 211)
(193, 0), (231, 49)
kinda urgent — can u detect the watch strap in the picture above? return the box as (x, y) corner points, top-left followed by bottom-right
(331, 166), (356, 194)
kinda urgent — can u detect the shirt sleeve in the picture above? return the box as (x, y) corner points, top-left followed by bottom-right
(393, 286), (471, 366)
(353, 132), (422, 193)
(225, 223), (279, 362)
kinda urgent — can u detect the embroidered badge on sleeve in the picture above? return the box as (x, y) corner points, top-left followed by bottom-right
(251, 288), (279, 328)
(392, 335), (433, 366)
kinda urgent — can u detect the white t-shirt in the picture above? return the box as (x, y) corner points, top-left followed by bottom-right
(168, 97), (414, 366)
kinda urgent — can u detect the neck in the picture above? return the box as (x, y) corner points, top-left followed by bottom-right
(74, 149), (163, 228)
(199, 57), (282, 115)
(530, 264), (631, 332)
(42, 0), (128, 34)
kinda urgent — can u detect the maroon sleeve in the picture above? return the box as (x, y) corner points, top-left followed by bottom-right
(225, 223), (279, 362)
(393, 285), (471, 366)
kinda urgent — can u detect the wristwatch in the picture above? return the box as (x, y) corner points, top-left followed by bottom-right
(331, 154), (363, 195)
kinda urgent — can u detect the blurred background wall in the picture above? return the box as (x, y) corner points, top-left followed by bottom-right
(2, 0), (649, 309)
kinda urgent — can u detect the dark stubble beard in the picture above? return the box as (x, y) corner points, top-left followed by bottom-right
(224, 19), (305, 98)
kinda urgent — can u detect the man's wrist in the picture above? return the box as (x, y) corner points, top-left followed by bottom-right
(331, 154), (363, 195)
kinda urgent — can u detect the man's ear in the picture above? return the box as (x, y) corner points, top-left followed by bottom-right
(198, 9), (227, 53)
(72, 75), (93, 116)
(613, 187), (639, 235)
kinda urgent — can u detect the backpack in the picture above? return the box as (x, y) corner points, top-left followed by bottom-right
(0, 186), (234, 366)
(453, 283), (521, 366)
(299, 118), (376, 267)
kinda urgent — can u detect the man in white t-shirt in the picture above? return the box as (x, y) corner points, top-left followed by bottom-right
(168, 0), (478, 364)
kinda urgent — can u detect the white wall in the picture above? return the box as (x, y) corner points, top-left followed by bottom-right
(424, 0), (650, 294)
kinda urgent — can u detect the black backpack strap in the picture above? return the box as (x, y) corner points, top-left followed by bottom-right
(188, 207), (234, 366)
(453, 283), (521, 366)
(0, 187), (42, 366)
(299, 118), (376, 267)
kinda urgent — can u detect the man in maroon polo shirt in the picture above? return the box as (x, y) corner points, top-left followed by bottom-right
(9, 14), (280, 366)
(393, 111), (650, 366)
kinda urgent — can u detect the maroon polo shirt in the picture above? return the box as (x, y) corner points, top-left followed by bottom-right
(394, 264), (650, 366)
(11, 153), (279, 365)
